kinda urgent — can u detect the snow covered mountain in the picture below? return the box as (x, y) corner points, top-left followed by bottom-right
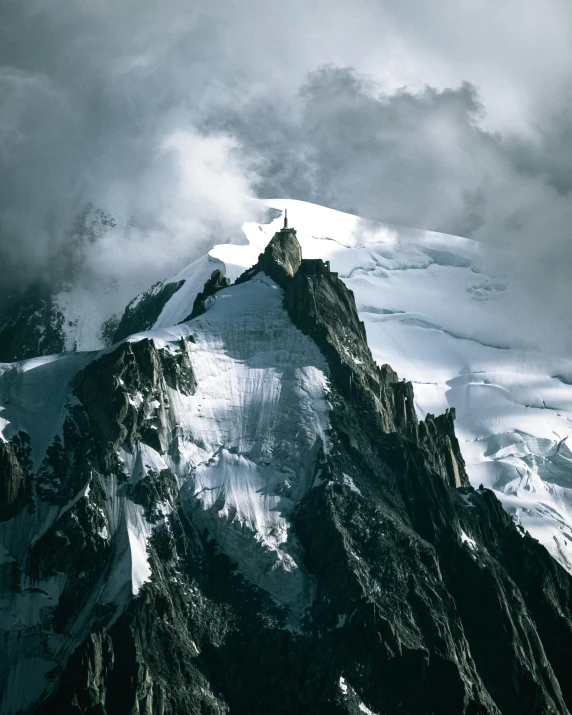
(2, 202), (572, 713)
(117, 200), (572, 575)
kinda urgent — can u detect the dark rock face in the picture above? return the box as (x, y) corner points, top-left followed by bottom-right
(294, 399), (569, 714)
(180, 269), (231, 322)
(28, 476), (112, 632)
(36, 404), (93, 505)
(130, 467), (178, 521)
(0, 432), (32, 521)
(6, 226), (572, 714)
(0, 286), (66, 362)
(257, 227), (302, 287)
(113, 280), (185, 343)
(278, 233), (469, 490)
(236, 226), (302, 288)
(74, 337), (196, 470)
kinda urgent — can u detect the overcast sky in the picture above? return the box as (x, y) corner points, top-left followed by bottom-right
(1, 0), (571, 314)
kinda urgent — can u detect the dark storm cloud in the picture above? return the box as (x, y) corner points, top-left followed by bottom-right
(0, 0), (570, 329)
(215, 70), (492, 235)
(212, 65), (572, 258)
(203, 64), (572, 347)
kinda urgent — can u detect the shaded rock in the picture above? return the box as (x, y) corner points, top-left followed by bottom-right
(180, 269), (231, 322)
(0, 432), (32, 521)
(74, 338), (196, 470)
(0, 286), (66, 362)
(28, 476), (111, 631)
(36, 404), (94, 505)
(130, 468), (178, 522)
(236, 226), (302, 288)
(113, 281), (184, 343)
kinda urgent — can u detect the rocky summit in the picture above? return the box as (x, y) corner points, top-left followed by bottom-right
(2, 222), (572, 714)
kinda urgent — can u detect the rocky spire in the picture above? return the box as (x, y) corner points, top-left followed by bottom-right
(236, 217), (302, 288)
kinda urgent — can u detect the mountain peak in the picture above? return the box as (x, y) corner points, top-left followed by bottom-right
(238, 222), (302, 288)
(2, 202), (572, 714)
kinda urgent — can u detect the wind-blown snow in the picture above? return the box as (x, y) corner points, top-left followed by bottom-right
(146, 198), (572, 574)
(153, 254), (226, 329)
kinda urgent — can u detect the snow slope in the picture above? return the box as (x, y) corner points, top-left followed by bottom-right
(149, 199), (572, 573)
(140, 273), (330, 611)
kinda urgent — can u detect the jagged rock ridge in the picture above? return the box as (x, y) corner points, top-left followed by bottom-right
(1, 225), (572, 714)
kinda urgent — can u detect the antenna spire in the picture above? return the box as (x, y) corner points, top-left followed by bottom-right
(284, 209), (288, 229)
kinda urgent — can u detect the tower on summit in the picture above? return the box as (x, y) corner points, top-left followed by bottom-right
(280, 208), (295, 234)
